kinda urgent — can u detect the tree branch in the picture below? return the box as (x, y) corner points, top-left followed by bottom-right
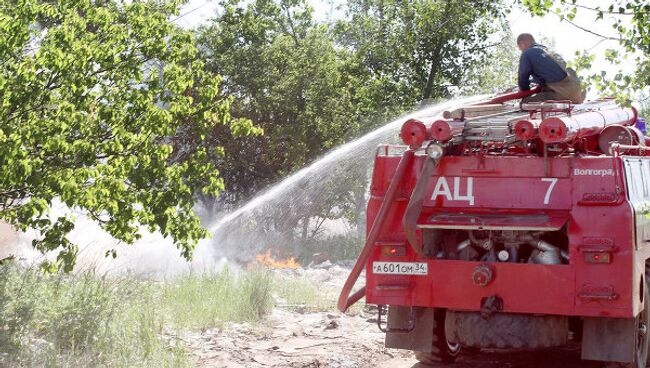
(281, 2), (300, 47)
(462, 42), (500, 53)
(568, 3), (635, 16)
(556, 13), (622, 41)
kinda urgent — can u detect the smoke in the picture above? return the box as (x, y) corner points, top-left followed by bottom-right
(1, 204), (229, 279)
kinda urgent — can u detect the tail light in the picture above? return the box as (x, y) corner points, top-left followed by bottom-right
(380, 243), (406, 257)
(584, 251), (612, 264)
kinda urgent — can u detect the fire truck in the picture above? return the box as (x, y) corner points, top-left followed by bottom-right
(338, 89), (649, 367)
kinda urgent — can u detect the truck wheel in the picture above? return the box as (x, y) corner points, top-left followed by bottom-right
(631, 273), (650, 367)
(635, 276), (650, 367)
(415, 309), (460, 365)
(607, 276), (649, 368)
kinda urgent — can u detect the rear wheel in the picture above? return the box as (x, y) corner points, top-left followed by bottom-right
(415, 309), (460, 365)
(606, 273), (649, 368)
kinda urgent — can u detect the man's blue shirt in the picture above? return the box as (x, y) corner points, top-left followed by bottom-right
(518, 44), (567, 91)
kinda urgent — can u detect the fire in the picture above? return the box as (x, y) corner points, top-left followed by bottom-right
(254, 249), (301, 269)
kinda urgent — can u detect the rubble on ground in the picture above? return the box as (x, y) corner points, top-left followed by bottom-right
(185, 308), (410, 368)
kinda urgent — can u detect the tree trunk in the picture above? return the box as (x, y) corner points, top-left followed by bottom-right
(301, 215), (310, 240)
(423, 54), (442, 100)
(422, 0), (453, 100)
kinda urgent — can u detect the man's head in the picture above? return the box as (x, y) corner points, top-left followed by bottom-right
(516, 33), (535, 51)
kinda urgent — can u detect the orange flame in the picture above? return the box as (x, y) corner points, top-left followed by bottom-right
(255, 249), (301, 269)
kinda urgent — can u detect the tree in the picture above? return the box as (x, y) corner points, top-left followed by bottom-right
(197, 0), (510, 208)
(198, 0), (363, 208)
(521, 0), (649, 104)
(0, 0), (258, 271)
(335, 0), (510, 107)
(459, 26), (520, 95)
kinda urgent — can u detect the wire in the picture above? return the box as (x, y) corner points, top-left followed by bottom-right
(170, 1), (211, 24)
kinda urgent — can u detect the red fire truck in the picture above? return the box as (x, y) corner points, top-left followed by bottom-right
(338, 90), (649, 367)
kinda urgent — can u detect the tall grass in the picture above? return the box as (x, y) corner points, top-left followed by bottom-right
(272, 270), (365, 314)
(0, 263), (274, 368)
(273, 275), (328, 310)
(158, 268), (274, 329)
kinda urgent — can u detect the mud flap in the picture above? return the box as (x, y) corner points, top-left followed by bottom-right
(581, 317), (636, 363)
(385, 306), (434, 351)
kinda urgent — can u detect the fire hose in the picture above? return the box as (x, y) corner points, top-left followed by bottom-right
(337, 149), (443, 312)
(403, 154), (441, 257)
(337, 149), (415, 312)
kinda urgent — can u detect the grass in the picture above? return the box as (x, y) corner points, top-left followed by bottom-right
(158, 268), (274, 330)
(273, 274), (326, 310)
(0, 263), (275, 368)
(272, 270), (364, 313)
(0, 259), (356, 367)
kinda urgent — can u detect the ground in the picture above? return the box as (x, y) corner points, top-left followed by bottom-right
(185, 308), (605, 368)
(184, 265), (607, 368)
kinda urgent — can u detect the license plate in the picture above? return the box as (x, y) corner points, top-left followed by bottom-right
(372, 262), (428, 275)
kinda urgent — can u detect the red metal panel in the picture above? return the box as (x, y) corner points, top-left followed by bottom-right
(366, 260), (577, 317)
(570, 158), (636, 317)
(420, 156), (572, 210)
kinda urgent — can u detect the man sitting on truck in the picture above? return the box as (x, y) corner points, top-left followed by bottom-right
(517, 33), (585, 104)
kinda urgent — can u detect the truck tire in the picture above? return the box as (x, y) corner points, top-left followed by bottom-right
(606, 272), (649, 368)
(415, 309), (460, 365)
(445, 311), (568, 349)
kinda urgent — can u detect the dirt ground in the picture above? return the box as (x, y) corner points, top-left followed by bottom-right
(184, 306), (606, 368)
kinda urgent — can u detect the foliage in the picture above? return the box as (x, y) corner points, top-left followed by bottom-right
(196, 0), (380, 258)
(196, 0), (510, 257)
(0, 263), (274, 367)
(197, 0), (362, 207)
(335, 0), (510, 104)
(637, 93), (649, 125)
(197, 0), (510, 207)
(0, 0), (259, 271)
(521, 0), (649, 104)
(460, 26), (520, 95)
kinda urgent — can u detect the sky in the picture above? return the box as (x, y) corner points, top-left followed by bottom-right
(174, 0), (641, 100)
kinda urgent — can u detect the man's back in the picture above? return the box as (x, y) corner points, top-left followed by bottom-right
(515, 33), (584, 103)
(518, 44), (567, 91)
